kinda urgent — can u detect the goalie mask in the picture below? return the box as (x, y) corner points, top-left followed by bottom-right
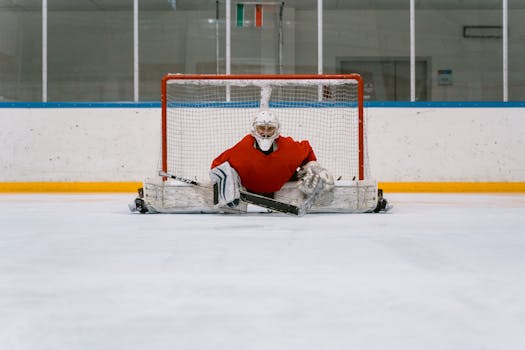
(251, 110), (280, 151)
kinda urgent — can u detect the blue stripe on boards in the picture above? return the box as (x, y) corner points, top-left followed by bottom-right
(365, 101), (525, 108)
(0, 102), (161, 108)
(166, 101), (260, 108)
(1, 101), (524, 109)
(166, 101), (359, 108)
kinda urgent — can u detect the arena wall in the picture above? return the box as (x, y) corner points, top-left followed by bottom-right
(1, 105), (524, 192)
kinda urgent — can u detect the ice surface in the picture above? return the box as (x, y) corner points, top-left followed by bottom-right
(1, 193), (524, 350)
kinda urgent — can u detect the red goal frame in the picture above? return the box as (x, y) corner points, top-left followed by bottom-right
(161, 74), (365, 181)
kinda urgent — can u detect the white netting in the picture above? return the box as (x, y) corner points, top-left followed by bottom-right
(161, 76), (370, 184)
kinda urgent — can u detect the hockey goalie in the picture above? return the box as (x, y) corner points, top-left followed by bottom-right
(131, 109), (390, 216)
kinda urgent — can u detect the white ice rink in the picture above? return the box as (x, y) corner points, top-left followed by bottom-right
(1, 193), (524, 350)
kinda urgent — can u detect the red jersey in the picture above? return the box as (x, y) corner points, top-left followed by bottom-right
(211, 135), (317, 194)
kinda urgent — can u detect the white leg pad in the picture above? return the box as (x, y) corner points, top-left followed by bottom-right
(143, 178), (247, 214)
(142, 178), (378, 214)
(275, 180), (379, 213)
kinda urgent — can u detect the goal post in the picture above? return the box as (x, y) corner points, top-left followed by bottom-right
(160, 74), (369, 185)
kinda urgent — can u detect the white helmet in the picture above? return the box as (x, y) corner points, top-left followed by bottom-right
(251, 109), (280, 151)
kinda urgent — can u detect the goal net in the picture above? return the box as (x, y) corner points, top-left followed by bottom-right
(160, 74), (370, 185)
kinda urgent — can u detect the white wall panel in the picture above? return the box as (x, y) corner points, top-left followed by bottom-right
(1, 107), (523, 182)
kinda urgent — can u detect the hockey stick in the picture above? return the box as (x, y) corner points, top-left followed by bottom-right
(159, 171), (201, 186)
(158, 171), (303, 216)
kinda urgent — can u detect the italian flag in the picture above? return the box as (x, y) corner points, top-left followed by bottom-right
(236, 3), (263, 28)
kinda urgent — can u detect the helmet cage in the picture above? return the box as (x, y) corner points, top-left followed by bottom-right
(251, 110), (280, 151)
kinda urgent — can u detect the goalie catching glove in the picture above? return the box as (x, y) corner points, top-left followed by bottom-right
(210, 161), (241, 208)
(297, 161), (334, 195)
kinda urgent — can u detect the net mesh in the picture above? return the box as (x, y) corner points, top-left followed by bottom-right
(162, 76), (369, 184)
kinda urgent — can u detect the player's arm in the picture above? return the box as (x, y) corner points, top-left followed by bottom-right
(293, 140), (333, 193)
(211, 149), (230, 169)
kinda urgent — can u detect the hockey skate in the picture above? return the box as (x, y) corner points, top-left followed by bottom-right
(374, 189), (392, 213)
(128, 188), (149, 214)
